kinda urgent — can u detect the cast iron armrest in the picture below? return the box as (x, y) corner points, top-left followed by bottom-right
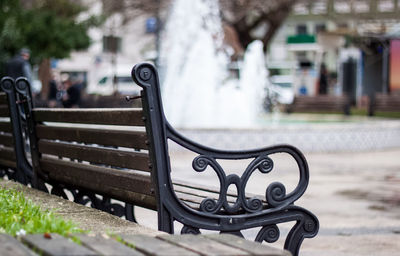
(165, 122), (310, 213)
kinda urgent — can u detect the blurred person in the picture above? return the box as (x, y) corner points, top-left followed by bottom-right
(47, 78), (59, 108)
(62, 76), (81, 108)
(5, 48), (32, 84)
(318, 63), (328, 95)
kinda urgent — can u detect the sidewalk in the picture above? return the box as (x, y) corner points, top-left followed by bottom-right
(2, 148), (399, 255)
(162, 148), (400, 256)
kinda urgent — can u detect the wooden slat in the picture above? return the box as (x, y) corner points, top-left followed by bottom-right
(120, 235), (200, 256)
(38, 140), (150, 172)
(36, 125), (148, 149)
(158, 234), (250, 256)
(0, 133), (14, 147)
(0, 158), (16, 168)
(0, 234), (36, 256)
(33, 108), (144, 126)
(40, 157), (156, 209)
(21, 234), (97, 256)
(0, 147), (16, 161)
(174, 190), (238, 206)
(204, 234), (291, 256)
(77, 235), (144, 256)
(0, 121), (12, 133)
(0, 93), (7, 105)
(0, 105), (9, 117)
(173, 180), (265, 202)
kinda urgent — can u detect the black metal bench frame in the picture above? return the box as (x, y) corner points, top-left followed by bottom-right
(0, 78), (33, 185)
(3, 63), (318, 256)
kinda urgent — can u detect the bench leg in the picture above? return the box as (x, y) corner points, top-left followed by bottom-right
(158, 205), (174, 233)
(125, 203), (137, 223)
(14, 169), (28, 185)
(283, 209), (319, 256)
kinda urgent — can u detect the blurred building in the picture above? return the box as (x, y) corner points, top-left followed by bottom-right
(268, 0), (400, 105)
(54, 0), (158, 96)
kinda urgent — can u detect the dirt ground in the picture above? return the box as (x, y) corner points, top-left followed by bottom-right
(135, 148), (400, 256)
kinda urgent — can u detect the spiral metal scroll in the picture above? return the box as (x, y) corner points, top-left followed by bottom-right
(181, 225), (201, 235)
(255, 224), (280, 243)
(191, 154), (292, 215)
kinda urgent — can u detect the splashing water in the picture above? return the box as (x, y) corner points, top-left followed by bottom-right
(159, 0), (267, 128)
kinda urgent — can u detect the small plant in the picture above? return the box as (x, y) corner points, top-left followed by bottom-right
(0, 186), (84, 237)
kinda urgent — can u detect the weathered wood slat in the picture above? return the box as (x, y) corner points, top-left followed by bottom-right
(40, 157), (157, 209)
(0, 234), (36, 256)
(0, 147), (16, 161)
(33, 108), (144, 126)
(36, 125), (148, 149)
(173, 180), (265, 202)
(0, 93), (7, 106)
(120, 235), (200, 256)
(38, 140), (150, 172)
(78, 234), (144, 256)
(204, 234), (291, 256)
(174, 191), (235, 207)
(158, 234), (250, 256)
(0, 105), (9, 117)
(0, 133), (14, 147)
(174, 182), (261, 202)
(0, 158), (16, 168)
(21, 234), (97, 256)
(0, 121), (12, 133)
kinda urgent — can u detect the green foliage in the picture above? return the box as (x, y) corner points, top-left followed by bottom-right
(351, 108), (400, 119)
(0, 0), (25, 73)
(0, 186), (84, 237)
(0, 0), (102, 74)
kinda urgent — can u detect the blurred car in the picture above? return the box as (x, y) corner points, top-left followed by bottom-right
(268, 74), (295, 105)
(86, 66), (141, 96)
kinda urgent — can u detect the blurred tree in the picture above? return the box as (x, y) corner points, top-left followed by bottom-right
(0, 1), (25, 74)
(0, 0), (102, 99)
(219, 0), (298, 56)
(101, 0), (297, 58)
(101, 0), (168, 25)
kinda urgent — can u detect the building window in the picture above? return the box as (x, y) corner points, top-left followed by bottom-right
(293, 3), (309, 15)
(378, 0), (395, 12)
(334, 1), (351, 13)
(315, 24), (326, 34)
(312, 0), (328, 15)
(297, 24), (308, 35)
(103, 35), (122, 53)
(353, 0), (370, 13)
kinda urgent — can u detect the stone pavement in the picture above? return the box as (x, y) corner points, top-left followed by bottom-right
(155, 148), (399, 256)
(2, 148), (399, 255)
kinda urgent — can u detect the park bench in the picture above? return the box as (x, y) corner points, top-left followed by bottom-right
(369, 93), (400, 116)
(6, 63), (318, 256)
(286, 95), (351, 115)
(0, 78), (33, 185)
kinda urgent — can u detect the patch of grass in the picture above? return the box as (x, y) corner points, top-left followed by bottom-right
(0, 186), (84, 237)
(351, 108), (400, 118)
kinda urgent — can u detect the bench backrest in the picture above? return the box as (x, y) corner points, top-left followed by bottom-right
(14, 78), (157, 211)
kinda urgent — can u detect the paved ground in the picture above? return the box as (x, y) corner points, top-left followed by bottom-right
(135, 148), (400, 256)
(2, 148), (399, 255)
